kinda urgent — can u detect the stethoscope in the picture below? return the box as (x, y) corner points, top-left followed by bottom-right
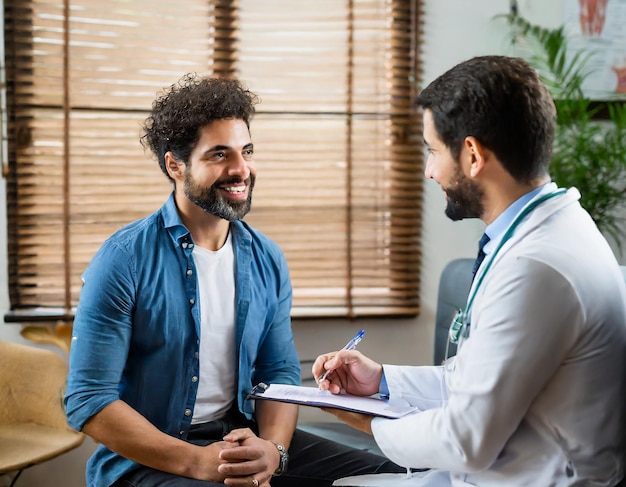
(445, 188), (568, 360)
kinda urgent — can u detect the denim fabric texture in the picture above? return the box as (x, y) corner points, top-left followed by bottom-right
(64, 193), (301, 487)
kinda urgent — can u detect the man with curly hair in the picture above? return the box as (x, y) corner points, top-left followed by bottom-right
(64, 74), (403, 487)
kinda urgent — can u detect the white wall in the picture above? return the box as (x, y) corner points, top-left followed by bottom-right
(1, 1), (623, 486)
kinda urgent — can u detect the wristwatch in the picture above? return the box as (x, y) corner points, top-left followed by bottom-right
(270, 440), (288, 476)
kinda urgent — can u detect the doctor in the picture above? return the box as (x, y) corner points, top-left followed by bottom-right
(313, 55), (626, 486)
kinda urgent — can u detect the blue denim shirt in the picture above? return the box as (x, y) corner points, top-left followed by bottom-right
(64, 193), (301, 487)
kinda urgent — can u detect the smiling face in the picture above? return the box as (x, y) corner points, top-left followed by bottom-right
(422, 109), (484, 221)
(181, 118), (256, 222)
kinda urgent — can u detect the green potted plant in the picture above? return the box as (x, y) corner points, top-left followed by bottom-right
(500, 13), (626, 251)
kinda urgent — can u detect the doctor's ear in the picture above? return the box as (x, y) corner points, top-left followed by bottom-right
(464, 136), (486, 178)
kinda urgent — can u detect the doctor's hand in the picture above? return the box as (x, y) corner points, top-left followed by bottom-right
(313, 349), (383, 396)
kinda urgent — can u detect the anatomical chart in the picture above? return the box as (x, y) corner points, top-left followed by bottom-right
(563, 0), (626, 99)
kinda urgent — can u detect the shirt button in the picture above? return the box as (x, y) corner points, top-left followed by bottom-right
(184, 409), (192, 416)
(192, 376), (198, 383)
(179, 431), (184, 436)
(186, 269), (193, 276)
(188, 243), (194, 249)
(189, 298), (195, 305)
(182, 242), (188, 249)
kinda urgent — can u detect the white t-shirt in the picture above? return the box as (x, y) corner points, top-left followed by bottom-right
(191, 231), (237, 424)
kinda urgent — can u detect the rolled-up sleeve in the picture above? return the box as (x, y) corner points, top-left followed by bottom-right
(64, 241), (135, 431)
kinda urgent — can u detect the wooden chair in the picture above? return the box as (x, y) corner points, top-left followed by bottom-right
(0, 341), (84, 486)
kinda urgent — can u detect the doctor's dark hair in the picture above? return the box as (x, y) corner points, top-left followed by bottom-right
(141, 74), (260, 181)
(415, 55), (556, 183)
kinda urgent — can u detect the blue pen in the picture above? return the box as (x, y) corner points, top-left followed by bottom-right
(318, 329), (365, 382)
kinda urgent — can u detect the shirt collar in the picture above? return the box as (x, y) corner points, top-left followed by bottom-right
(484, 182), (557, 254)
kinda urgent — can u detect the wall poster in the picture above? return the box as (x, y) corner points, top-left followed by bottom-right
(563, 0), (626, 99)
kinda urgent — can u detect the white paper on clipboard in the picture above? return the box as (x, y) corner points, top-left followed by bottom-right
(246, 383), (418, 419)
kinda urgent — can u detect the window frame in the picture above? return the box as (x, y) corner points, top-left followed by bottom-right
(3, 0), (423, 324)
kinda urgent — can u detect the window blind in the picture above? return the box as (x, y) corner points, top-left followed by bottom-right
(3, 0), (423, 321)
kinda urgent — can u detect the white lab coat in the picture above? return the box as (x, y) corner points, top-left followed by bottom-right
(372, 189), (626, 486)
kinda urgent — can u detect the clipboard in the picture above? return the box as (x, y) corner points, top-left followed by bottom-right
(246, 383), (418, 419)
(333, 469), (451, 486)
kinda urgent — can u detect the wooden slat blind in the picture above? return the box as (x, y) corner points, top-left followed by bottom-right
(4, 0), (423, 321)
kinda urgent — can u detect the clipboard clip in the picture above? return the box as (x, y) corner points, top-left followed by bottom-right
(246, 382), (268, 400)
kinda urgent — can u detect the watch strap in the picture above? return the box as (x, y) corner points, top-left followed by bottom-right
(270, 440), (288, 476)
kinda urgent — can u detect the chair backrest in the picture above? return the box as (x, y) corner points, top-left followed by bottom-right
(433, 258), (474, 365)
(0, 341), (70, 429)
(0, 341), (84, 477)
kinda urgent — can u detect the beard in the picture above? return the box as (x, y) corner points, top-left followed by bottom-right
(444, 168), (484, 221)
(184, 171), (255, 222)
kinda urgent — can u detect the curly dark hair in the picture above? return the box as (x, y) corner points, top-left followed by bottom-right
(141, 73), (260, 181)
